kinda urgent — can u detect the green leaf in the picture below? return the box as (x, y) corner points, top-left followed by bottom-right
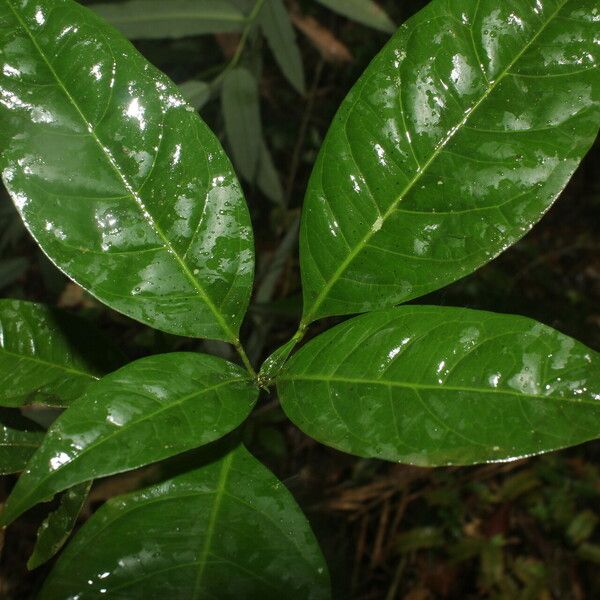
(0, 0), (254, 343)
(0, 299), (122, 407)
(0, 353), (258, 526)
(0, 409), (44, 474)
(566, 510), (598, 545)
(578, 543), (600, 564)
(257, 140), (284, 205)
(396, 527), (445, 553)
(300, 0), (600, 324)
(259, 0), (306, 94)
(277, 306), (600, 466)
(315, 0), (395, 33)
(222, 67), (262, 182)
(90, 0), (246, 39)
(178, 79), (211, 111)
(28, 481), (91, 570)
(40, 444), (331, 599)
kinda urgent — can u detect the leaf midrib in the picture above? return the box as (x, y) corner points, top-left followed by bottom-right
(280, 373), (600, 408)
(6, 0), (238, 343)
(192, 451), (233, 599)
(302, 0), (569, 323)
(102, 12), (246, 26)
(46, 465), (306, 596)
(0, 345), (96, 380)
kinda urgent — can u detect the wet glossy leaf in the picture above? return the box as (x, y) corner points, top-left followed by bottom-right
(40, 444), (331, 600)
(300, 0), (600, 324)
(0, 353), (258, 526)
(28, 481), (91, 570)
(0, 0), (254, 342)
(0, 409), (44, 474)
(260, 337), (299, 385)
(315, 0), (395, 33)
(278, 306), (600, 466)
(0, 299), (122, 407)
(222, 67), (262, 182)
(259, 0), (306, 95)
(91, 0), (246, 39)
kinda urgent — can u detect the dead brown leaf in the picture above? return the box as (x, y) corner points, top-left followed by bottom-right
(291, 13), (352, 63)
(57, 282), (96, 309)
(214, 32), (241, 60)
(403, 588), (430, 600)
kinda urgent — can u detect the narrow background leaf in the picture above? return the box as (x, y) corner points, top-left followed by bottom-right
(0, 353), (258, 526)
(257, 140), (285, 205)
(278, 306), (600, 466)
(315, 0), (395, 33)
(222, 66), (263, 182)
(39, 444), (331, 600)
(259, 0), (306, 94)
(90, 0), (246, 39)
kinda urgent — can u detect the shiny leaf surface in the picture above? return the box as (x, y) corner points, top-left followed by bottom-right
(315, 0), (395, 33)
(91, 0), (246, 39)
(40, 444), (331, 599)
(0, 353), (258, 526)
(259, 0), (306, 94)
(28, 481), (91, 570)
(278, 306), (600, 466)
(300, 0), (600, 324)
(0, 299), (122, 407)
(260, 337), (299, 386)
(0, 409), (44, 474)
(0, 0), (254, 342)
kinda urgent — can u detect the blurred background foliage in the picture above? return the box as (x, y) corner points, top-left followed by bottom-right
(1, 0), (599, 598)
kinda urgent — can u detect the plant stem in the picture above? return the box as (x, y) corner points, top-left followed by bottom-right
(292, 322), (309, 345)
(210, 0), (267, 90)
(247, 216), (300, 364)
(233, 339), (257, 380)
(233, 0), (267, 67)
(284, 321), (309, 357)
